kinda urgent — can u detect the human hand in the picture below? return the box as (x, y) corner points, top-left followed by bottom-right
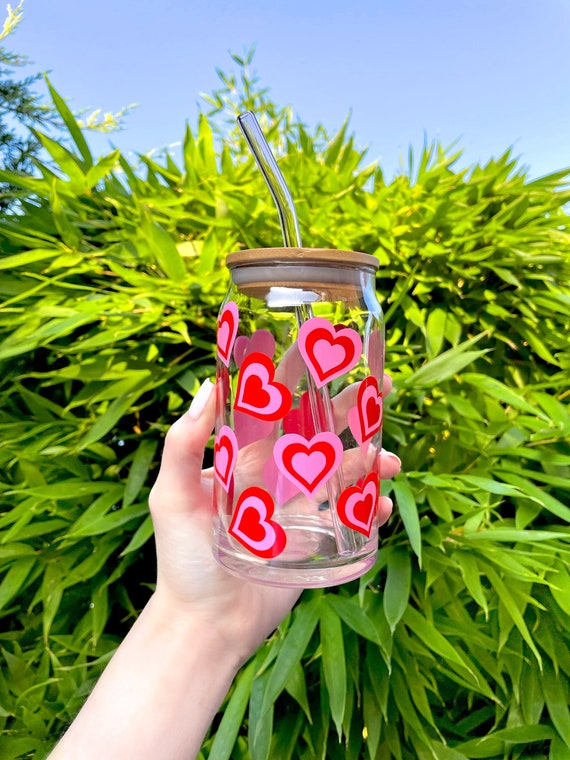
(148, 374), (401, 667)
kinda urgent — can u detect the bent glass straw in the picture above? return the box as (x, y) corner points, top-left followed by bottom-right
(236, 110), (359, 555)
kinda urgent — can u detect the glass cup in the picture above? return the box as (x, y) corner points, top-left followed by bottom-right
(212, 248), (384, 587)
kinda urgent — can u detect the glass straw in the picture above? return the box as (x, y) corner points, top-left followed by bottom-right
(236, 111), (360, 556)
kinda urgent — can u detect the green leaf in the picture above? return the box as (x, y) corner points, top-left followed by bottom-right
(49, 178), (82, 248)
(462, 528), (567, 542)
(0, 558), (36, 610)
(120, 514), (155, 555)
(207, 655), (258, 760)
(0, 248), (63, 270)
(77, 375), (152, 450)
(249, 669), (274, 760)
(383, 546), (412, 632)
(542, 660), (570, 748)
(463, 373), (549, 419)
(402, 335), (488, 387)
(393, 476), (422, 565)
(122, 438), (158, 508)
(484, 565), (542, 667)
(260, 598), (319, 718)
(454, 725), (556, 757)
(284, 662), (312, 723)
(495, 470), (570, 522)
(319, 597), (346, 739)
(140, 215), (187, 281)
(453, 551), (488, 613)
(402, 606), (479, 678)
(45, 77), (93, 167)
(520, 664), (544, 725)
(85, 150), (121, 189)
(425, 306), (447, 357)
(326, 595), (381, 646)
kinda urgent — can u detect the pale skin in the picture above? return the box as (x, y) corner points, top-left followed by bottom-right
(49, 376), (401, 760)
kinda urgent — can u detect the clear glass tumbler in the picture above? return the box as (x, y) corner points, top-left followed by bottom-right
(212, 248), (384, 587)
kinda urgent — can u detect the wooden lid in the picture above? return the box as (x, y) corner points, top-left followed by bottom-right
(226, 248), (378, 271)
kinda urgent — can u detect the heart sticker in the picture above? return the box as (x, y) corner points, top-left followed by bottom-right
(298, 317), (362, 388)
(214, 425), (238, 492)
(263, 456), (300, 505)
(348, 376), (383, 445)
(234, 330), (276, 368)
(233, 411), (274, 449)
(337, 472), (379, 537)
(228, 486), (287, 558)
(282, 391), (327, 439)
(234, 352), (292, 421)
(273, 432), (344, 498)
(217, 301), (239, 367)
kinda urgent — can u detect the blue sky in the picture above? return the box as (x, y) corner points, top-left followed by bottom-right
(8, 0), (570, 179)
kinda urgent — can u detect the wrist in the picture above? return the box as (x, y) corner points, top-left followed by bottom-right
(144, 590), (244, 674)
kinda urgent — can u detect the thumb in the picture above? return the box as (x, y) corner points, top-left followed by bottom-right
(149, 379), (216, 516)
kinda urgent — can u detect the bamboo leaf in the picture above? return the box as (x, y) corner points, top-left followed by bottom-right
(0, 558), (36, 610)
(45, 77), (93, 167)
(122, 438), (158, 508)
(260, 598), (319, 718)
(484, 565), (542, 667)
(463, 373), (549, 419)
(284, 662), (312, 723)
(326, 594), (381, 646)
(393, 476), (422, 565)
(208, 655), (258, 760)
(402, 335), (488, 387)
(542, 660), (570, 748)
(319, 596), (346, 740)
(383, 546), (412, 632)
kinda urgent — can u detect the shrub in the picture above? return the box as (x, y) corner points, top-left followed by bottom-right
(0, 59), (569, 759)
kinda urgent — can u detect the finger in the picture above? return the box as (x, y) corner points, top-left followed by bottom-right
(378, 496), (393, 526)
(378, 449), (401, 480)
(149, 379), (216, 516)
(383, 372), (393, 397)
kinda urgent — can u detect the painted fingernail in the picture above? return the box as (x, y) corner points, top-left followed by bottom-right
(187, 379), (214, 420)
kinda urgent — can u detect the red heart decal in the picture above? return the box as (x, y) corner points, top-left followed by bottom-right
(337, 472), (379, 537)
(217, 301), (239, 367)
(273, 432), (344, 498)
(234, 352), (292, 421)
(348, 376), (383, 445)
(298, 317), (362, 388)
(214, 425), (238, 492)
(228, 486), (287, 558)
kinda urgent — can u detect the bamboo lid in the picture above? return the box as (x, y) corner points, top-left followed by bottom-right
(226, 248), (379, 271)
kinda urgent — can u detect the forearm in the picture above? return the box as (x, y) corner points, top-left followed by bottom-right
(49, 593), (241, 760)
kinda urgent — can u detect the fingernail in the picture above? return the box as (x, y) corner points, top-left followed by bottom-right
(187, 379), (214, 420)
(381, 449), (401, 467)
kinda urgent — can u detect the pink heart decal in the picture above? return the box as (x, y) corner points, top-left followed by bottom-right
(282, 391), (327, 439)
(337, 472), (379, 537)
(298, 317), (362, 388)
(217, 301), (239, 367)
(348, 377), (383, 445)
(234, 330), (276, 368)
(228, 486), (287, 558)
(234, 411), (274, 449)
(273, 432), (343, 498)
(214, 425), (238, 492)
(234, 352), (292, 421)
(263, 456), (300, 505)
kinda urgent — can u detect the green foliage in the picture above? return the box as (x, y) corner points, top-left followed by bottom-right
(1, 56), (569, 759)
